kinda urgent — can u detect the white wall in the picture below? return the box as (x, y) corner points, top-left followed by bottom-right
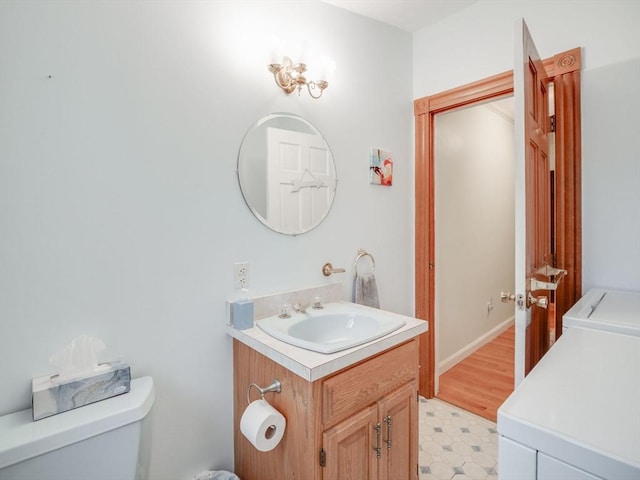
(414, 0), (640, 292)
(582, 57), (640, 290)
(2, 0), (638, 476)
(0, 1), (413, 478)
(435, 103), (515, 364)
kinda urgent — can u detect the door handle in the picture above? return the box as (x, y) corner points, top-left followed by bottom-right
(502, 292), (526, 310)
(528, 292), (548, 309)
(501, 291), (516, 303)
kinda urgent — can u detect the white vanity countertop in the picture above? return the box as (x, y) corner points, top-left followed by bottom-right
(498, 326), (640, 479)
(227, 301), (428, 382)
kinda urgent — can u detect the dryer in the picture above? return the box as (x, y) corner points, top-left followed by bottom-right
(562, 288), (640, 336)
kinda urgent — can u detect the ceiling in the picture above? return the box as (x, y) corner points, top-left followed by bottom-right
(320, 0), (513, 117)
(320, 0), (478, 33)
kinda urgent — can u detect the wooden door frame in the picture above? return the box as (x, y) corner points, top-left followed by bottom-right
(414, 48), (582, 397)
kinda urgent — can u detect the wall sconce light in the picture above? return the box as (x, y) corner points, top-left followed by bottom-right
(268, 56), (332, 99)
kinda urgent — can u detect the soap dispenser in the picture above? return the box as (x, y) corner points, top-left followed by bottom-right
(230, 288), (254, 330)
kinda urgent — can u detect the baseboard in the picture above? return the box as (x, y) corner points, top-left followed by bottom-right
(439, 316), (514, 375)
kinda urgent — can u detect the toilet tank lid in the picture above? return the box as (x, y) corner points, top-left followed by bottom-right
(0, 376), (155, 469)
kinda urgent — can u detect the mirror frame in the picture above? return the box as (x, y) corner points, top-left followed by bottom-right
(237, 113), (337, 236)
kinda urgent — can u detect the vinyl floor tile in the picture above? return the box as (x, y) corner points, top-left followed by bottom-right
(419, 398), (499, 480)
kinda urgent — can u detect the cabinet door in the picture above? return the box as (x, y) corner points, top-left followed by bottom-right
(378, 382), (417, 480)
(323, 403), (379, 480)
(498, 436), (536, 480)
(538, 452), (602, 480)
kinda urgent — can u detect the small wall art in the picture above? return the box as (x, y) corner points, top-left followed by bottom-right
(369, 148), (393, 186)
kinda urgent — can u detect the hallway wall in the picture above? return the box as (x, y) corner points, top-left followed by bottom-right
(435, 102), (515, 369)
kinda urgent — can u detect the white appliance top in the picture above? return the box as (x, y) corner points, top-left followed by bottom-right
(0, 376), (154, 469)
(563, 288), (640, 335)
(498, 327), (640, 479)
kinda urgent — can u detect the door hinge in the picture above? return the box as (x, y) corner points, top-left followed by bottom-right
(549, 114), (556, 133)
(319, 447), (326, 467)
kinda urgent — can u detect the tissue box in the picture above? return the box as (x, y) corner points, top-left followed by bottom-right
(32, 361), (131, 421)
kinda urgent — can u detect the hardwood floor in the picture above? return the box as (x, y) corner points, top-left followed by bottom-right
(436, 326), (515, 422)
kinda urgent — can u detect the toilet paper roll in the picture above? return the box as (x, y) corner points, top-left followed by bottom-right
(240, 399), (286, 452)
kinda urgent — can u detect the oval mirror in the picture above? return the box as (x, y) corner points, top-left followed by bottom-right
(237, 113), (337, 235)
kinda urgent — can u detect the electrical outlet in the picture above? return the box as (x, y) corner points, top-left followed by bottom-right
(234, 261), (249, 289)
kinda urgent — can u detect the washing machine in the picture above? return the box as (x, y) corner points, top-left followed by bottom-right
(497, 289), (640, 480)
(562, 288), (640, 336)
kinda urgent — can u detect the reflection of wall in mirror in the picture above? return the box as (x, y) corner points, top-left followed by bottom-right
(239, 125), (268, 218)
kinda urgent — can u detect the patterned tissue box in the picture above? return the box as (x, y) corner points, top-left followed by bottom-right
(31, 361), (131, 421)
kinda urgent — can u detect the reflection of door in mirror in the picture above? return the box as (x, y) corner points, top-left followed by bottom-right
(266, 127), (335, 234)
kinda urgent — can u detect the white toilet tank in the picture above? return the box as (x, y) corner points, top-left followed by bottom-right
(0, 376), (155, 480)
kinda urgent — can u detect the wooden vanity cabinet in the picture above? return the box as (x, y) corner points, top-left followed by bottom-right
(233, 338), (419, 480)
(323, 381), (417, 480)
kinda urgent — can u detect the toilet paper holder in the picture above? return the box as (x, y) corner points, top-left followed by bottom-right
(246, 378), (282, 405)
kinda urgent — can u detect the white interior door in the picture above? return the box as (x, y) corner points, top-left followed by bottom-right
(266, 127), (335, 235)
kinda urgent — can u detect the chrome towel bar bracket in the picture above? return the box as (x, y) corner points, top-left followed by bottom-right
(322, 262), (346, 276)
(247, 379), (282, 405)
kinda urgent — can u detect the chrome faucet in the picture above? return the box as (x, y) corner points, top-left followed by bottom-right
(295, 297), (324, 313)
(312, 296), (324, 309)
(293, 303), (307, 314)
(278, 303), (291, 318)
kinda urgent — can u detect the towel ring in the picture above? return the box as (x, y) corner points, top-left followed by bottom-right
(354, 249), (375, 275)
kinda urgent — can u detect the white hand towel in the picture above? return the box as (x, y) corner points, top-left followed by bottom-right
(353, 273), (380, 309)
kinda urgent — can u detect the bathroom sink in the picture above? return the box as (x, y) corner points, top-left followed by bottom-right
(256, 303), (406, 354)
